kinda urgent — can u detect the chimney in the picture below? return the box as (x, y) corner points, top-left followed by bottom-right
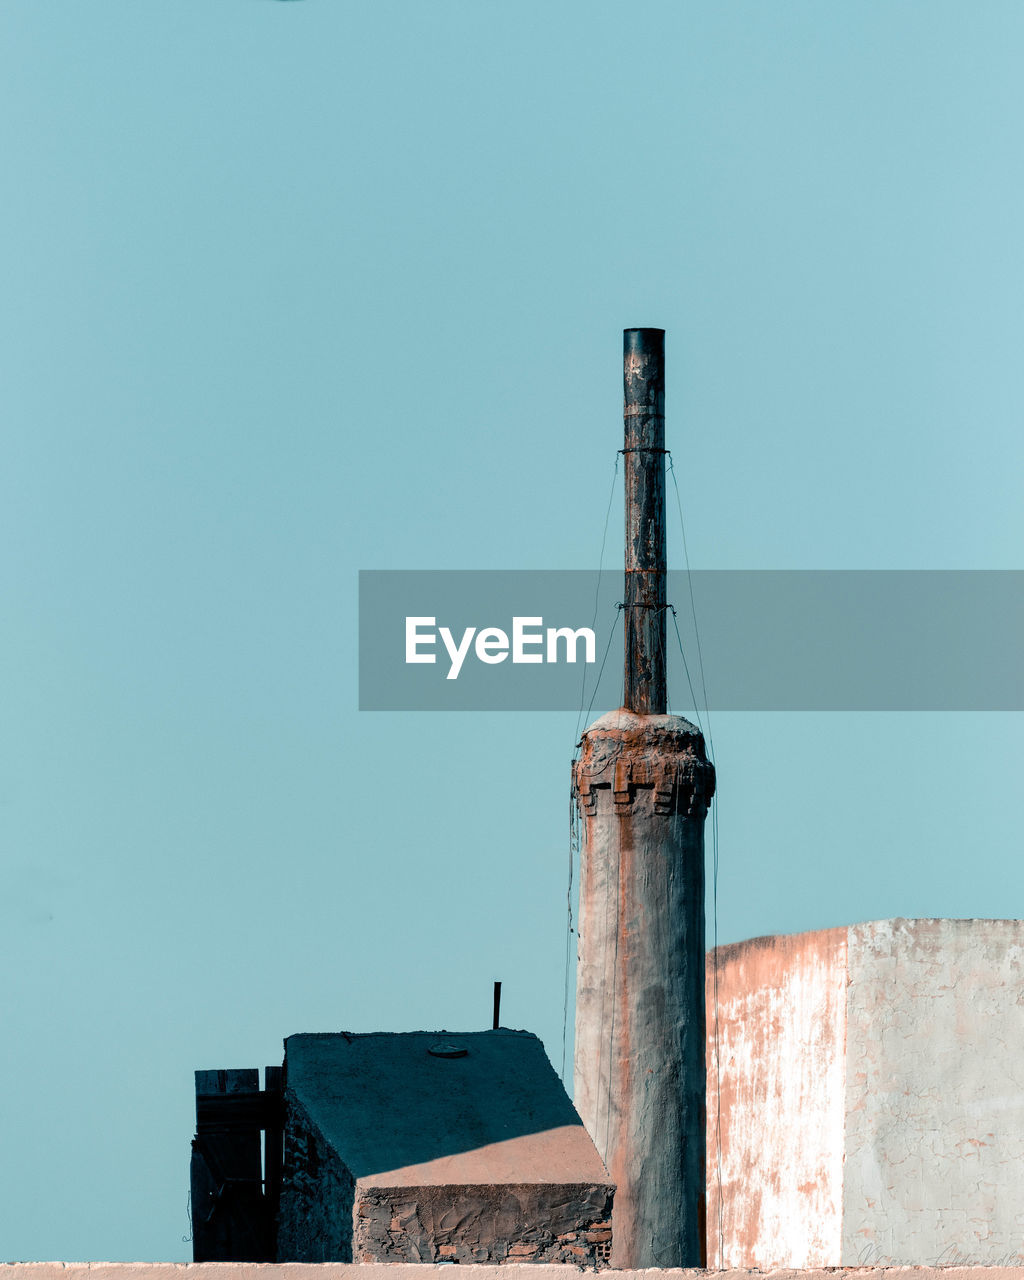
(572, 329), (715, 1267)
(622, 327), (667, 716)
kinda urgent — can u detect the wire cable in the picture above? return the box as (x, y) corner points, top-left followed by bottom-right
(564, 450), (622, 1086)
(575, 453), (620, 748)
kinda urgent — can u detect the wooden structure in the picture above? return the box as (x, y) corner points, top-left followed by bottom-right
(190, 1066), (283, 1261)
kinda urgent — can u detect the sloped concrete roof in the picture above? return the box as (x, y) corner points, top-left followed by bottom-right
(283, 1029), (609, 1187)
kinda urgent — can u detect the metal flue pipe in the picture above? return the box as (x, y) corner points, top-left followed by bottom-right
(623, 328), (667, 715)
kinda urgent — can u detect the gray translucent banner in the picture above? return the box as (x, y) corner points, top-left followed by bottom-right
(358, 570), (1024, 711)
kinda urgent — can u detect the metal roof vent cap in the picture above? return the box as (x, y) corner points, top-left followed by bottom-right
(428, 1042), (468, 1058)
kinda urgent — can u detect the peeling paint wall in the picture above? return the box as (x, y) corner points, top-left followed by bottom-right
(706, 927), (847, 1269)
(707, 919), (1024, 1269)
(843, 918), (1024, 1267)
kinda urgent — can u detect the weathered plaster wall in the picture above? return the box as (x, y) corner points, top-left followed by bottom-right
(706, 927), (847, 1269)
(843, 918), (1024, 1267)
(276, 1095), (355, 1263)
(574, 710), (714, 1269)
(707, 919), (1024, 1270)
(353, 1184), (611, 1265)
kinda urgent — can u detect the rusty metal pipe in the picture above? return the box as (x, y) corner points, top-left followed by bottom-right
(623, 328), (667, 716)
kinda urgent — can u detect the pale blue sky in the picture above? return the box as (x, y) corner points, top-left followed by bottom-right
(2, 0), (1023, 1261)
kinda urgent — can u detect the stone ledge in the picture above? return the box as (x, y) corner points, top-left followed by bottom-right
(7, 1266), (1024, 1280)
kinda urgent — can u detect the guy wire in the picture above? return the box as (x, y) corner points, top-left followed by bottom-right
(574, 453), (620, 748)
(565, 450), (623, 1086)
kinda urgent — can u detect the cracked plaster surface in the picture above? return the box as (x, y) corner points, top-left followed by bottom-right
(708, 919), (1024, 1269)
(843, 919), (1024, 1267)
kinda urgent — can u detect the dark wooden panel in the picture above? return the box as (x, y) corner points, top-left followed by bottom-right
(195, 1092), (274, 1131)
(190, 1066), (274, 1262)
(263, 1065), (284, 1261)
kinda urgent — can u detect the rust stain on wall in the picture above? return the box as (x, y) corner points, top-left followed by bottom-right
(574, 708), (713, 1268)
(705, 926), (848, 1269)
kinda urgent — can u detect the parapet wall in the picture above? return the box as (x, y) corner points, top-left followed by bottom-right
(6, 1265), (1024, 1280)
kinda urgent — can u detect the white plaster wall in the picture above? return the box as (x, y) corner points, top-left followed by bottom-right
(843, 918), (1024, 1267)
(706, 929), (847, 1269)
